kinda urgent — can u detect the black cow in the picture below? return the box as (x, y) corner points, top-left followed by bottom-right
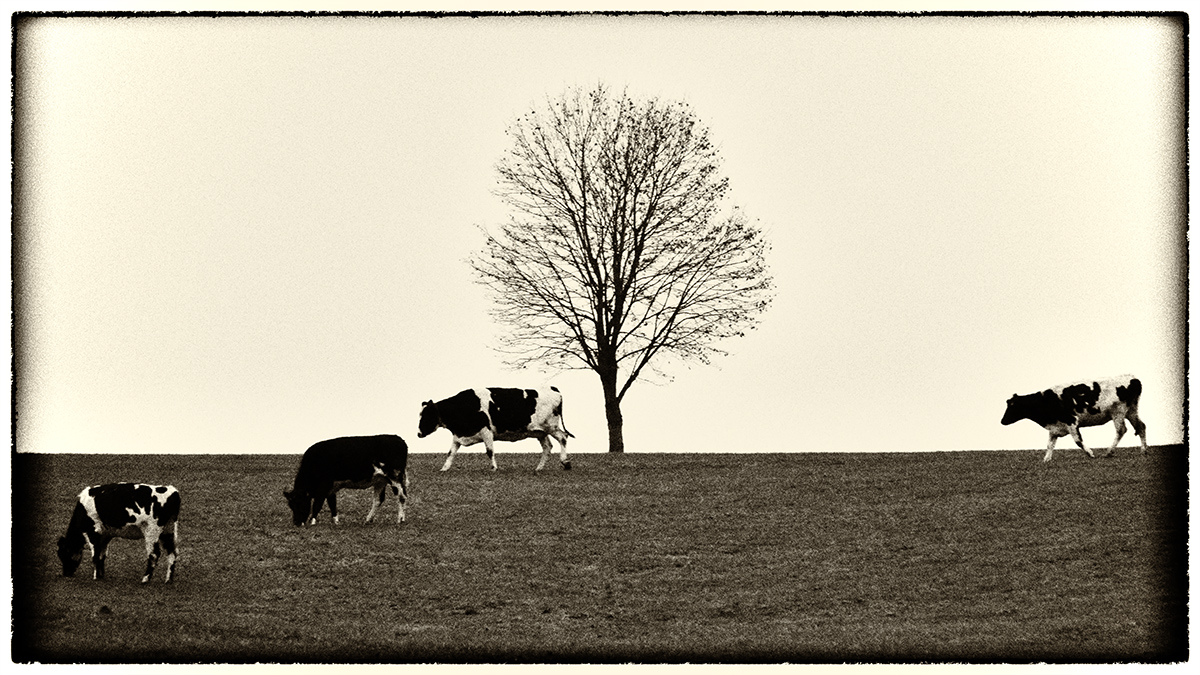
(283, 434), (409, 526)
(418, 387), (574, 472)
(1001, 374), (1148, 462)
(57, 483), (181, 584)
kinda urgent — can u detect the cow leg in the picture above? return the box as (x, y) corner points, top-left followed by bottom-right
(309, 493), (327, 526)
(394, 475), (408, 523)
(1069, 426), (1094, 458)
(535, 436), (553, 472)
(1043, 434), (1061, 463)
(440, 439), (462, 472)
(1129, 411), (1148, 455)
(482, 430), (499, 471)
(327, 492), (341, 526)
(88, 534), (111, 581)
(160, 524), (178, 583)
(1106, 416), (1127, 458)
(365, 483), (383, 524)
(554, 430), (572, 470)
(142, 535), (162, 584)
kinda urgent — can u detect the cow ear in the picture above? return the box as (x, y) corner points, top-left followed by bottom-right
(422, 400), (433, 407)
(283, 490), (291, 498)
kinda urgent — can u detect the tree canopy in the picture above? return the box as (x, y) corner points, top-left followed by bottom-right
(474, 85), (773, 452)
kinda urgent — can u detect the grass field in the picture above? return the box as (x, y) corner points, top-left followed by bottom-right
(11, 446), (1188, 663)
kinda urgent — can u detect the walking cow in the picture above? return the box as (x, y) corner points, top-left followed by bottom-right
(57, 483), (181, 584)
(1001, 374), (1148, 462)
(417, 386), (574, 472)
(284, 434), (409, 526)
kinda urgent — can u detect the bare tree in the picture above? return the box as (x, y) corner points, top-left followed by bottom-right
(473, 85), (773, 453)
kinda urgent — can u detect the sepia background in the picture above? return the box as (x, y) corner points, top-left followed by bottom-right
(12, 11), (1187, 457)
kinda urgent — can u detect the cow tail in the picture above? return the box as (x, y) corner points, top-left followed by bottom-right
(555, 398), (576, 438)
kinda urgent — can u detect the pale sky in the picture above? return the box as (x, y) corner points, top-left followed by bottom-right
(10, 11), (1187, 456)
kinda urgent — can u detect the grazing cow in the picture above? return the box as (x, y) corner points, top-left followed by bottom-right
(418, 386), (574, 472)
(1001, 374), (1148, 462)
(57, 483), (180, 584)
(283, 434), (409, 526)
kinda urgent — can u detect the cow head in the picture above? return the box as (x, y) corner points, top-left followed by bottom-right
(417, 400), (440, 438)
(282, 489), (311, 527)
(57, 536), (82, 577)
(1001, 394), (1029, 425)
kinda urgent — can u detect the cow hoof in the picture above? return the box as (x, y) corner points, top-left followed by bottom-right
(562, 461), (572, 471)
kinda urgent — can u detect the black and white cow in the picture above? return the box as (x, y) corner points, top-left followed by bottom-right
(283, 434), (409, 526)
(1001, 374), (1148, 462)
(418, 387), (574, 472)
(57, 483), (180, 584)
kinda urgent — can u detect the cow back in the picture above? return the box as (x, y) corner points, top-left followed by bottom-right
(486, 387), (542, 434)
(1010, 375), (1144, 430)
(294, 435), (409, 490)
(86, 483), (181, 530)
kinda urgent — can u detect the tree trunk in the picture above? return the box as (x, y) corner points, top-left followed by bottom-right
(603, 392), (625, 453)
(598, 360), (625, 453)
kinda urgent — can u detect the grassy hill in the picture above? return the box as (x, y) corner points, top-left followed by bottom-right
(12, 446), (1188, 663)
